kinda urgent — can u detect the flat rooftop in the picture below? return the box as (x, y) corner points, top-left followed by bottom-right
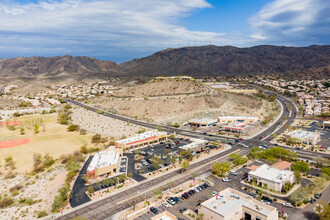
(218, 116), (260, 120)
(201, 188), (276, 217)
(179, 138), (207, 150)
(248, 164), (294, 183)
(115, 130), (166, 145)
(87, 150), (120, 172)
(289, 130), (318, 139)
(188, 118), (217, 123)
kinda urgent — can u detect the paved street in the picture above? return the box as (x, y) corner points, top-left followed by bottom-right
(58, 93), (330, 219)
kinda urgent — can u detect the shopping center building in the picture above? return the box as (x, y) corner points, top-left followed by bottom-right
(86, 148), (123, 179)
(114, 130), (168, 150)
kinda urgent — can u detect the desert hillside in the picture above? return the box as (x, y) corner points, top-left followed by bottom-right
(114, 79), (206, 97)
(89, 80), (278, 124)
(0, 45), (329, 81)
(120, 45), (330, 79)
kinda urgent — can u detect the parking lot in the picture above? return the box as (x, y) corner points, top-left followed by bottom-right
(134, 181), (224, 220)
(125, 138), (220, 182)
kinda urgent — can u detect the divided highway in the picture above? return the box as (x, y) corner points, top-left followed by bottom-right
(57, 94), (329, 219)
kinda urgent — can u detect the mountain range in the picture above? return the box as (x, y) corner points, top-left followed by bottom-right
(0, 45), (329, 81)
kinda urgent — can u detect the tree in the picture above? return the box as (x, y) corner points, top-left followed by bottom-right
(321, 167), (330, 179)
(180, 161), (190, 173)
(152, 157), (162, 170)
(196, 213), (205, 220)
(128, 173), (133, 178)
(229, 153), (247, 166)
(81, 174), (88, 183)
(292, 161), (311, 173)
(168, 134), (176, 140)
(294, 170), (301, 183)
(317, 201), (330, 220)
(88, 186), (94, 194)
(119, 174), (127, 182)
(212, 161), (231, 177)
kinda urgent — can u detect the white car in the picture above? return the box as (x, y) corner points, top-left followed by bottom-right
(283, 203), (293, 208)
(162, 202), (169, 208)
(261, 200), (271, 205)
(195, 187), (200, 192)
(222, 178), (231, 182)
(212, 191), (217, 196)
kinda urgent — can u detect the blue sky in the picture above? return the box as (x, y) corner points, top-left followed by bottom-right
(0, 0), (329, 62)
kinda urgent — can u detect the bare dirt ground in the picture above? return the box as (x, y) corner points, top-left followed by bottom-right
(0, 98), (22, 109)
(70, 107), (145, 138)
(0, 166), (66, 220)
(91, 87), (276, 124)
(114, 80), (206, 97)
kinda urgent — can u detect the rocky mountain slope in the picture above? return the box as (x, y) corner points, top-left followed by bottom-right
(120, 45), (330, 78)
(0, 55), (122, 81)
(0, 45), (329, 81)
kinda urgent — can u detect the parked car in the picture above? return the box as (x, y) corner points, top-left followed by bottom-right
(315, 193), (322, 199)
(310, 199), (316, 204)
(283, 203), (293, 208)
(229, 170), (238, 176)
(173, 197), (181, 202)
(261, 196), (273, 203)
(249, 192), (258, 198)
(179, 208), (187, 213)
(222, 178), (231, 182)
(261, 199), (271, 205)
(150, 207), (158, 214)
(212, 191), (217, 196)
(162, 202), (169, 208)
(167, 198), (176, 205)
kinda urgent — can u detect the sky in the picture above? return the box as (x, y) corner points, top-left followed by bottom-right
(0, 0), (329, 63)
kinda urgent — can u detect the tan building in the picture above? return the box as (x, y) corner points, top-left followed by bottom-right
(217, 116), (262, 124)
(150, 211), (177, 220)
(199, 188), (278, 220)
(188, 118), (218, 127)
(114, 130), (167, 150)
(86, 148), (123, 179)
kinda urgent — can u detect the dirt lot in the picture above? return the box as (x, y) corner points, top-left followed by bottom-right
(70, 107), (144, 138)
(0, 113), (93, 172)
(91, 89), (276, 124)
(114, 79), (206, 97)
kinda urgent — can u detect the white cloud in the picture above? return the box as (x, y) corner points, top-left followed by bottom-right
(0, 0), (229, 61)
(250, 0), (330, 44)
(0, 0), (328, 61)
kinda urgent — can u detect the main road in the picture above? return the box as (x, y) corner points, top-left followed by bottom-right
(56, 94), (328, 219)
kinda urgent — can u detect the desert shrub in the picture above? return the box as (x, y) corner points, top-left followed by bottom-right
(4, 172), (16, 179)
(0, 197), (14, 208)
(80, 145), (88, 154)
(43, 154), (55, 167)
(66, 171), (77, 184)
(52, 186), (70, 212)
(67, 161), (80, 173)
(11, 190), (19, 196)
(67, 124), (79, 132)
(37, 210), (48, 218)
(91, 134), (102, 143)
(9, 184), (22, 192)
(79, 129), (87, 135)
